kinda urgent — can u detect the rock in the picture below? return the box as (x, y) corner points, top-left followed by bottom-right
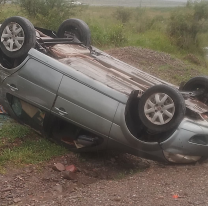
(53, 185), (63, 193)
(82, 169), (90, 176)
(30, 176), (39, 183)
(13, 197), (21, 203)
(65, 165), (77, 173)
(1, 191), (10, 199)
(52, 163), (65, 172)
(79, 177), (97, 185)
(25, 168), (33, 173)
(62, 171), (77, 180)
(194, 201), (205, 205)
(1, 187), (13, 192)
(113, 197), (121, 202)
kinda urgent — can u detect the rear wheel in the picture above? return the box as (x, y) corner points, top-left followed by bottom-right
(181, 76), (208, 105)
(138, 85), (185, 132)
(0, 16), (36, 58)
(57, 18), (91, 47)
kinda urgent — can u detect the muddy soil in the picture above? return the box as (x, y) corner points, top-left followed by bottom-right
(1, 47), (208, 206)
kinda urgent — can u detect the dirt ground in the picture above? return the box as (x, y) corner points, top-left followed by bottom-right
(1, 153), (208, 206)
(1, 47), (208, 206)
(107, 47), (201, 85)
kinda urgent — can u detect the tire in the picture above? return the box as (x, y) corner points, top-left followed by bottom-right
(138, 85), (186, 133)
(181, 76), (208, 104)
(0, 16), (36, 58)
(57, 18), (91, 47)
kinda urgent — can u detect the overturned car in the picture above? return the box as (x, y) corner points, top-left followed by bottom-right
(0, 16), (208, 163)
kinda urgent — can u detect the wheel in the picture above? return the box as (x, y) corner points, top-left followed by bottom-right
(57, 18), (91, 47)
(138, 85), (186, 133)
(181, 76), (208, 105)
(0, 16), (36, 59)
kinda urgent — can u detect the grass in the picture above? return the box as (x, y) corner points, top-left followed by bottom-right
(127, 30), (179, 54)
(0, 138), (67, 165)
(0, 122), (30, 142)
(0, 120), (67, 172)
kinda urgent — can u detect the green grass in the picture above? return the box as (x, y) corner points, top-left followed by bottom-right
(127, 30), (179, 54)
(0, 122), (30, 142)
(0, 121), (67, 171)
(0, 138), (67, 165)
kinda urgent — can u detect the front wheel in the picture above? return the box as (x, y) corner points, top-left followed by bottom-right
(0, 16), (36, 58)
(138, 85), (186, 133)
(57, 18), (91, 47)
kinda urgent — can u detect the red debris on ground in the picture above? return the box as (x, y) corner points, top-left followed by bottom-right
(65, 165), (77, 173)
(173, 194), (179, 199)
(62, 171), (77, 180)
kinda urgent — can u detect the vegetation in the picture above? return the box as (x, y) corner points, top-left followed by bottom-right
(0, 120), (67, 171)
(17, 0), (77, 30)
(0, 1), (207, 60)
(168, 0), (208, 51)
(113, 7), (132, 24)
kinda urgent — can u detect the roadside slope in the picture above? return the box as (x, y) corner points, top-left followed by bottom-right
(107, 47), (207, 85)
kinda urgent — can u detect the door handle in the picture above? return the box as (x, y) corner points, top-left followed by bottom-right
(55, 107), (68, 115)
(7, 84), (18, 91)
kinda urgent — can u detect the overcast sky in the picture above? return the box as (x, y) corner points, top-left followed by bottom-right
(166, 0), (187, 1)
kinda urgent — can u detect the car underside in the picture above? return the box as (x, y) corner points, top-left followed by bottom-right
(0, 16), (208, 164)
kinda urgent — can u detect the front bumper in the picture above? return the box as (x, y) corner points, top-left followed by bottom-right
(161, 119), (208, 163)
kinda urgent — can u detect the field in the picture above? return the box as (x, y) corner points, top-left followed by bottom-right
(1, 3), (208, 55)
(80, 0), (187, 7)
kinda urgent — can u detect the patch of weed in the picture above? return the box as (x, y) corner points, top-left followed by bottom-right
(128, 30), (179, 54)
(0, 120), (67, 169)
(0, 138), (67, 167)
(0, 122), (30, 142)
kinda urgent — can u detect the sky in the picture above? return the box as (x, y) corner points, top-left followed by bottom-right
(165, 0), (187, 1)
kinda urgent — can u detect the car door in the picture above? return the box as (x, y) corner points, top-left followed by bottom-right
(1, 58), (63, 131)
(51, 75), (119, 137)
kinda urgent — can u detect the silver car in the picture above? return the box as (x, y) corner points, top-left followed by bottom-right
(0, 16), (208, 163)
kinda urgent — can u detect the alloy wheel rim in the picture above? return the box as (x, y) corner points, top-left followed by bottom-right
(1, 22), (25, 52)
(144, 93), (175, 125)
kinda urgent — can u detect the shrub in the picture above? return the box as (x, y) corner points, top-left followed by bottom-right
(88, 22), (127, 47)
(108, 24), (127, 46)
(113, 7), (131, 24)
(168, 0), (208, 50)
(88, 23), (109, 46)
(133, 8), (152, 33)
(17, 0), (76, 30)
(18, 0), (73, 17)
